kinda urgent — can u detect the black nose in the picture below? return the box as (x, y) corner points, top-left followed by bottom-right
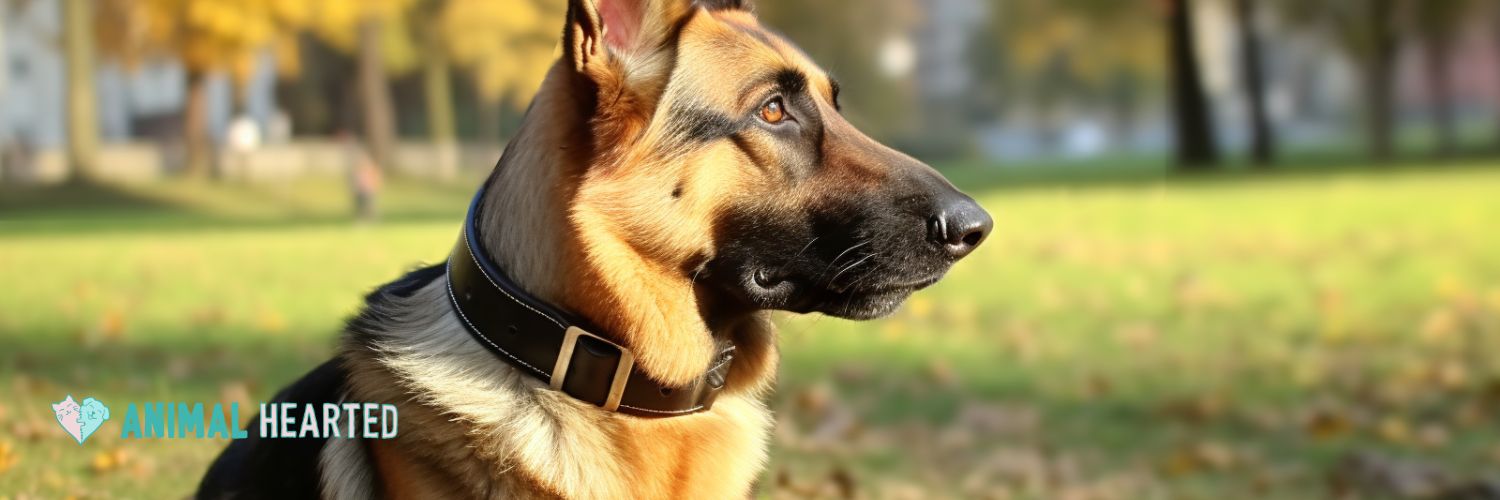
(928, 195), (993, 259)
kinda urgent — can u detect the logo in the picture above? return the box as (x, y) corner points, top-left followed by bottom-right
(52, 395), (111, 445)
(50, 395), (397, 443)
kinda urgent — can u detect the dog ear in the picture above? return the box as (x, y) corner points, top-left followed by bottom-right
(564, 0), (609, 76)
(566, 0), (698, 75)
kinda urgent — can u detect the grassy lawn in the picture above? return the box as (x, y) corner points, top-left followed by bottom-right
(2, 163), (1499, 499)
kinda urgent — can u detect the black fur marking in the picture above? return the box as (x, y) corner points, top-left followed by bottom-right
(672, 183), (684, 198)
(694, 0), (749, 11)
(775, 69), (807, 96)
(829, 78), (842, 111)
(195, 359), (348, 500)
(671, 104), (742, 142)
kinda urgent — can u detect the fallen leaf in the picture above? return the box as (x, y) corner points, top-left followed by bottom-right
(926, 360), (959, 388)
(1420, 309), (1459, 343)
(0, 441), (17, 473)
(828, 466), (855, 499)
(256, 308), (286, 333)
(99, 308), (127, 341)
(1376, 416), (1412, 445)
(90, 448), (130, 475)
(1307, 408), (1355, 440)
(1159, 394), (1227, 425)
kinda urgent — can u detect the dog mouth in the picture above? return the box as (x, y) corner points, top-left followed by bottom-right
(717, 265), (945, 320)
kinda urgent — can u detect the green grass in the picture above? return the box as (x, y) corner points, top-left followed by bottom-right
(2, 163), (1499, 499)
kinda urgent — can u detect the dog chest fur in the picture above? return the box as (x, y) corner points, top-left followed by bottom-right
(332, 273), (773, 499)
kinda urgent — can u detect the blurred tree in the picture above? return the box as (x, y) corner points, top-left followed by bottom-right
(1234, 0), (1274, 166)
(357, 17), (398, 173)
(975, 0), (1163, 154)
(1, 2), (7, 170)
(1166, 0), (1219, 170)
(63, 0), (100, 183)
(304, 0), (419, 173)
(759, 0), (925, 150)
(271, 36), (340, 136)
(1411, 0), (1470, 158)
(0, 3), (6, 103)
(438, 0), (566, 141)
(96, 0), (310, 179)
(1281, 0), (1400, 161)
(413, 0), (456, 177)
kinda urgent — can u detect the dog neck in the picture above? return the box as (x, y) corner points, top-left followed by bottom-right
(476, 65), (581, 306)
(475, 62), (776, 390)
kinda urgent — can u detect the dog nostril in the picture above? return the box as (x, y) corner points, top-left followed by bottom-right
(960, 228), (985, 247)
(927, 216), (949, 245)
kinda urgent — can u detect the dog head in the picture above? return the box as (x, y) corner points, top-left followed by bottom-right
(562, 0), (991, 323)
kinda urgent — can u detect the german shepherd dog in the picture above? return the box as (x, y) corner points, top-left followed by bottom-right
(197, 0), (990, 498)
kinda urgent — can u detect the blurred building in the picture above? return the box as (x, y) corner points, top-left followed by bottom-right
(0, 0), (277, 152)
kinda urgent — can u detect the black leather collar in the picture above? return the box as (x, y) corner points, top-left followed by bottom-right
(445, 188), (734, 417)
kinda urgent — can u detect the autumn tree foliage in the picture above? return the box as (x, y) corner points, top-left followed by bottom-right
(95, 0), (309, 178)
(84, 0), (563, 178)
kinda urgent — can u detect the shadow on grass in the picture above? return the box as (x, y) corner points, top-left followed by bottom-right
(0, 180), (473, 238)
(0, 327), (338, 402)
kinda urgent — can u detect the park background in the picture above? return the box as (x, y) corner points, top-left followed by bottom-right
(2, 0), (1500, 498)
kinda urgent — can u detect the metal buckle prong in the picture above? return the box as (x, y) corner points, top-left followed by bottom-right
(551, 326), (634, 412)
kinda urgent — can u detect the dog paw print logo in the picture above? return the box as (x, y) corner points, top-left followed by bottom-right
(53, 395), (110, 444)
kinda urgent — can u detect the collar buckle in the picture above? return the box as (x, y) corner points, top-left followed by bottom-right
(551, 326), (635, 412)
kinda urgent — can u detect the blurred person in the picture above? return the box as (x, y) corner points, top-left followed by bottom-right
(225, 115), (261, 181)
(339, 129), (382, 223)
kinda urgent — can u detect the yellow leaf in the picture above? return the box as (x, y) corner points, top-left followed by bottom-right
(90, 448), (130, 475)
(1376, 416), (1411, 444)
(0, 441), (17, 473)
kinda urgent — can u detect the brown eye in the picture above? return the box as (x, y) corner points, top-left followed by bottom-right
(759, 98), (786, 124)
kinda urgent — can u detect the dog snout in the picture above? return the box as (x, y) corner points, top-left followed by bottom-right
(926, 193), (992, 259)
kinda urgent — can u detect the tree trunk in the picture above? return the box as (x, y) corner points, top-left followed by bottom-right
(477, 99), (502, 145)
(421, 15), (458, 180)
(1167, 0), (1220, 171)
(183, 70), (212, 179)
(1, 3), (7, 182)
(1234, 0), (1275, 167)
(63, 0), (100, 183)
(0, 3), (7, 101)
(1424, 35), (1456, 158)
(1364, 0), (1398, 162)
(358, 18), (398, 173)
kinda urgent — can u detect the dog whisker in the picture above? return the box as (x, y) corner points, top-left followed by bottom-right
(820, 240), (871, 277)
(827, 252), (878, 289)
(774, 237), (820, 276)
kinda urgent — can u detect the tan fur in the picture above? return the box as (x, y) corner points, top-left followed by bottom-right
(326, 3), (836, 498)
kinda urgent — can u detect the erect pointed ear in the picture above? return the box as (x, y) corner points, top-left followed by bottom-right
(565, 0), (610, 75)
(565, 0), (701, 76)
